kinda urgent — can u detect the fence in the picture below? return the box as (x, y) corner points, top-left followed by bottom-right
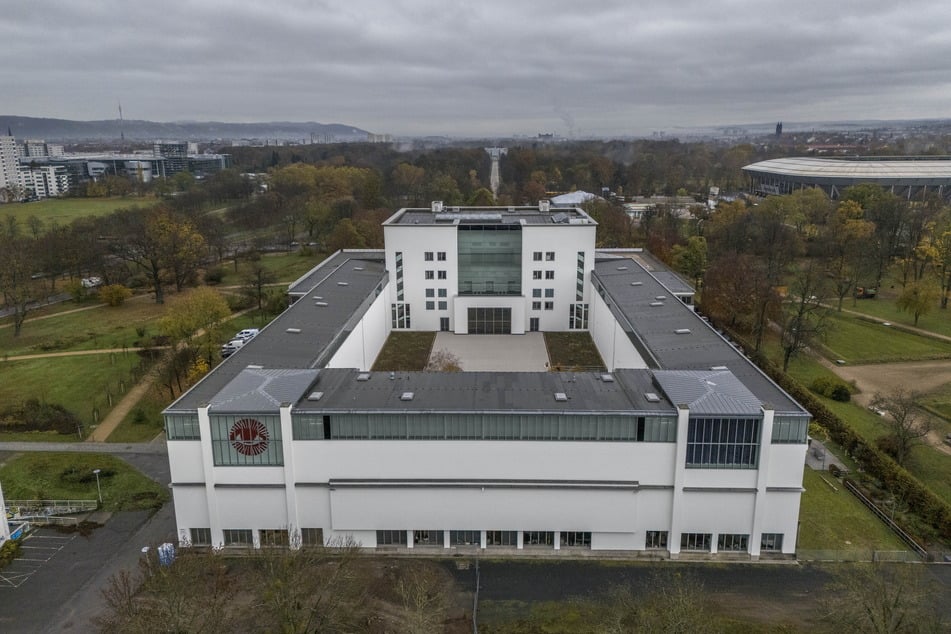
(842, 480), (928, 558)
(6, 499), (98, 517)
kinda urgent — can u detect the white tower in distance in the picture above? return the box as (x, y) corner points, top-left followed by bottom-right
(484, 147), (507, 199)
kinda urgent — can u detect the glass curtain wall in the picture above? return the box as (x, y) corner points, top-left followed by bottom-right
(457, 225), (522, 295)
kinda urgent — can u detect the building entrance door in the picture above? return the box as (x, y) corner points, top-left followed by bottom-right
(529, 317), (539, 332)
(467, 307), (511, 334)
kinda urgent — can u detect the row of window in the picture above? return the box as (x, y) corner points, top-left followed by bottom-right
(532, 251), (556, 261)
(292, 413), (678, 442)
(531, 301), (555, 311)
(196, 527), (781, 553)
(531, 270), (556, 280)
(424, 251), (447, 261)
(685, 417), (761, 469)
(531, 288), (555, 298)
(377, 530), (591, 548)
(424, 288), (449, 298)
(425, 301), (448, 311)
(424, 270), (448, 280)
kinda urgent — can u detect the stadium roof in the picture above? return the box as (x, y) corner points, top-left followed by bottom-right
(743, 157), (951, 181)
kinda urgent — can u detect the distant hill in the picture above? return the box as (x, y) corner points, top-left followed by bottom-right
(0, 115), (373, 143)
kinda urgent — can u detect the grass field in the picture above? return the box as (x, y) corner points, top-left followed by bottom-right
(107, 386), (168, 443)
(372, 332), (436, 371)
(0, 452), (167, 512)
(798, 468), (906, 550)
(820, 312), (951, 363)
(0, 196), (149, 227)
(216, 250), (328, 286)
(0, 295), (168, 356)
(834, 291), (951, 339)
(544, 332), (606, 370)
(0, 353), (147, 436)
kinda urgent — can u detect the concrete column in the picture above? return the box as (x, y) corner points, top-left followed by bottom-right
(197, 406), (222, 548)
(0, 481), (10, 542)
(443, 530), (451, 549)
(407, 530), (414, 549)
(279, 404), (300, 548)
(668, 405), (690, 558)
(480, 530), (487, 550)
(553, 531), (560, 550)
(516, 531), (524, 550)
(710, 533), (718, 555)
(750, 408), (774, 559)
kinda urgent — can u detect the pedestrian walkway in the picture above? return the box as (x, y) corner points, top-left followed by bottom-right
(0, 440), (165, 455)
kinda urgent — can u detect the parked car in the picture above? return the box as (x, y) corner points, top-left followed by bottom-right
(220, 339), (246, 358)
(234, 328), (259, 341)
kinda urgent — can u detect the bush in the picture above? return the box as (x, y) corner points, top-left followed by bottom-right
(64, 280), (87, 304)
(59, 466), (117, 485)
(99, 284), (133, 307)
(0, 400), (83, 435)
(829, 464), (841, 478)
(0, 539), (22, 569)
(810, 376), (852, 402)
(204, 267), (225, 285)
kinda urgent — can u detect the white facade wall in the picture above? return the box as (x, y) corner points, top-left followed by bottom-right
(326, 288), (391, 370)
(384, 224), (457, 332)
(520, 225), (596, 331)
(588, 288), (648, 370)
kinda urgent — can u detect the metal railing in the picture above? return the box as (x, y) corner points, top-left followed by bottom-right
(842, 480), (927, 558)
(797, 549), (921, 563)
(6, 499), (98, 517)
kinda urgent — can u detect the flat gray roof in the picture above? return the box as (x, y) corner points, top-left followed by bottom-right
(165, 251), (386, 412)
(592, 255), (806, 415)
(743, 157), (951, 182)
(296, 368), (676, 415)
(385, 206), (596, 227)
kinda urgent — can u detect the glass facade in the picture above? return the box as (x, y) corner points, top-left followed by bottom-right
(771, 415), (810, 444)
(457, 225), (521, 295)
(686, 417), (761, 469)
(305, 412), (677, 442)
(165, 413), (200, 440)
(210, 414), (283, 466)
(467, 307), (511, 334)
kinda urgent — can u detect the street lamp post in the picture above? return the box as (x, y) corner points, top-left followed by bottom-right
(93, 469), (102, 505)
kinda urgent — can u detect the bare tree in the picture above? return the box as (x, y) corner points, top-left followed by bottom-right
(391, 562), (453, 634)
(780, 261), (830, 371)
(426, 349), (462, 372)
(821, 562), (946, 634)
(871, 387), (933, 467)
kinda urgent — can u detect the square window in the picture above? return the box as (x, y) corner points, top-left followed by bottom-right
(545, 251), (555, 261)
(438, 288), (447, 297)
(438, 270), (447, 279)
(544, 288), (554, 298)
(424, 252), (434, 261)
(438, 301), (447, 310)
(545, 270), (554, 279)
(426, 301), (435, 310)
(533, 271), (542, 280)
(425, 288), (435, 297)
(190, 527), (211, 546)
(544, 301), (554, 310)
(425, 270), (434, 280)
(437, 252), (446, 261)
(533, 252), (543, 261)
(532, 301), (541, 310)
(532, 289), (542, 298)
(301, 528), (324, 546)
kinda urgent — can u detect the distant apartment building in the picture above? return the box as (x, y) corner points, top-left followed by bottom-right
(19, 164), (70, 199)
(153, 141), (188, 176)
(22, 139), (50, 157)
(0, 135), (19, 196)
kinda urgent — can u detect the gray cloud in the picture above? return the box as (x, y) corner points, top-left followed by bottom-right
(7, 0), (951, 136)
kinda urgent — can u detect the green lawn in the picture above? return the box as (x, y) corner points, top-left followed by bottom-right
(107, 387), (168, 443)
(0, 452), (167, 512)
(834, 292), (951, 339)
(1, 196), (149, 227)
(372, 332), (436, 371)
(820, 312), (951, 364)
(0, 354), (147, 435)
(217, 251), (328, 286)
(544, 332), (606, 370)
(798, 468), (906, 550)
(0, 296), (168, 356)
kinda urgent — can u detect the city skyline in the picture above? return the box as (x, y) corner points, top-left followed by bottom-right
(7, 1), (951, 137)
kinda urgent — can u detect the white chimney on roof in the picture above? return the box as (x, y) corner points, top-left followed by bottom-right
(539, 199), (551, 212)
(431, 200), (444, 213)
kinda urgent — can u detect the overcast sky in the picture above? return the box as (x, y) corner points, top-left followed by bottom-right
(6, 0), (951, 137)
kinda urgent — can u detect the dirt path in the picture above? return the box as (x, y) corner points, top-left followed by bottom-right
(3, 346), (167, 362)
(0, 292), (153, 330)
(816, 356), (951, 456)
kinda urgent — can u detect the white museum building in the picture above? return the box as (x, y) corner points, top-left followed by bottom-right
(164, 202), (810, 558)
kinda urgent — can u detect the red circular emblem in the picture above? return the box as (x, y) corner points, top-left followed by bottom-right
(229, 418), (269, 456)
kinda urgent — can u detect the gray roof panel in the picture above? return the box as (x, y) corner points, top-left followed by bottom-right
(210, 368), (320, 413)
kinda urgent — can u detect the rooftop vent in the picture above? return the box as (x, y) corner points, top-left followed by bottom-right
(452, 206), (460, 212)
(655, 295), (667, 300)
(400, 392), (415, 401)
(710, 365), (728, 371)
(539, 199), (551, 212)
(649, 301), (664, 307)
(312, 295), (323, 300)
(431, 200), (444, 213)
(630, 281), (643, 286)
(357, 373), (371, 381)
(616, 266), (629, 271)
(286, 327), (302, 334)
(674, 328), (691, 335)
(645, 392), (661, 403)
(600, 374), (615, 382)
(246, 364), (263, 369)
(554, 392), (569, 402)
(307, 391), (324, 401)
(337, 281), (349, 286)
(353, 266), (364, 271)
(315, 301), (328, 307)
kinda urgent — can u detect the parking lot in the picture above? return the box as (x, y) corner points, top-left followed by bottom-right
(0, 532), (76, 589)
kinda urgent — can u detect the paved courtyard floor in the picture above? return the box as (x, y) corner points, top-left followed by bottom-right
(431, 333), (550, 372)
